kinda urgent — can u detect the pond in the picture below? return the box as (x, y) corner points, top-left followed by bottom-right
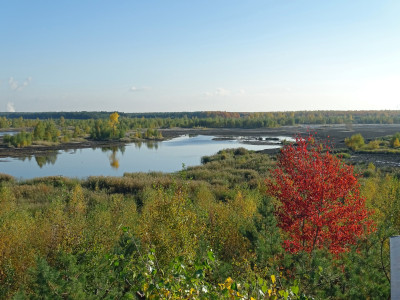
(0, 131), (17, 137)
(0, 135), (291, 179)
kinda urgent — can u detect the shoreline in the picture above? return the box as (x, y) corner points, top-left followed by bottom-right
(0, 140), (131, 159)
(1, 124), (400, 162)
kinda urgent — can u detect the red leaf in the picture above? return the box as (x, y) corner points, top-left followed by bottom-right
(265, 133), (375, 254)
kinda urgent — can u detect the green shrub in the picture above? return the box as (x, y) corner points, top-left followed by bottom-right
(335, 152), (351, 159)
(345, 133), (365, 150)
(0, 173), (15, 183)
(234, 147), (248, 155)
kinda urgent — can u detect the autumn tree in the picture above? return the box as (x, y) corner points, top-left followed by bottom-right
(109, 112), (119, 136)
(390, 132), (400, 148)
(393, 138), (400, 148)
(266, 134), (374, 254)
(90, 114), (125, 140)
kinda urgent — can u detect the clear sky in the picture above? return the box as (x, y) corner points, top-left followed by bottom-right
(1, 0), (399, 112)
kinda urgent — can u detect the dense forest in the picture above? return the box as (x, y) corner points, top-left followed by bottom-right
(2, 110), (400, 130)
(0, 135), (397, 299)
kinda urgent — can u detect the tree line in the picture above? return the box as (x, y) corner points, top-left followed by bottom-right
(2, 110), (400, 130)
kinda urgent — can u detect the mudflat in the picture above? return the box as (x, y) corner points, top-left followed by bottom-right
(161, 124), (400, 168)
(161, 124), (400, 148)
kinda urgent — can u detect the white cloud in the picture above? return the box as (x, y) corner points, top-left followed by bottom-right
(203, 88), (247, 97)
(9, 77), (18, 90)
(204, 88), (231, 97)
(8, 76), (32, 91)
(7, 102), (15, 112)
(215, 87), (230, 96)
(130, 85), (149, 92)
(23, 76), (32, 86)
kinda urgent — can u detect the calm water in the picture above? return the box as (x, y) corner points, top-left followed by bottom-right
(0, 135), (289, 179)
(0, 131), (17, 137)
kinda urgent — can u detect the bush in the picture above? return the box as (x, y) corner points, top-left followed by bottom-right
(345, 133), (365, 150)
(3, 131), (33, 147)
(335, 152), (351, 159)
(234, 147), (248, 155)
(390, 133), (400, 148)
(0, 173), (15, 183)
(365, 140), (380, 150)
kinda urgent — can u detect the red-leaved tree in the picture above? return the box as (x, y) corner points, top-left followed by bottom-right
(266, 134), (374, 254)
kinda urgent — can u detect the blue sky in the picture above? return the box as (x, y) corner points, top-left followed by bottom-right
(1, 0), (399, 112)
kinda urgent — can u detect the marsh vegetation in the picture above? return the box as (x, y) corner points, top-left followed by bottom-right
(0, 143), (398, 298)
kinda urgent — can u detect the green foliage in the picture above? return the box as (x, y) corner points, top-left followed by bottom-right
(90, 118), (126, 140)
(3, 131), (32, 147)
(26, 255), (87, 299)
(393, 137), (400, 148)
(0, 150), (395, 298)
(32, 121), (44, 140)
(138, 186), (201, 264)
(19, 231), (309, 299)
(365, 139), (380, 150)
(4, 110), (400, 132)
(0, 173), (15, 183)
(144, 128), (163, 139)
(390, 132), (400, 147)
(342, 132), (400, 153)
(335, 152), (351, 159)
(345, 133), (365, 150)
(0, 117), (10, 128)
(6, 120), (61, 145)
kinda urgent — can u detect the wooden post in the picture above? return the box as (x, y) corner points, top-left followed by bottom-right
(391, 236), (400, 299)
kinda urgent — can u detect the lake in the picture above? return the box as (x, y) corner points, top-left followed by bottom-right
(0, 135), (290, 179)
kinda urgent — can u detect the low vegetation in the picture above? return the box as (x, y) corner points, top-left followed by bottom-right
(0, 135), (397, 298)
(345, 132), (400, 153)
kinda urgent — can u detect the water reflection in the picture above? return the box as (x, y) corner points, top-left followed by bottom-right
(97, 141), (159, 169)
(0, 131), (17, 137)
(2, 135), (286, 179)
(135, 141), (142, 149)
(16, 152), (58, 168)
(101, 145), (126, 169)
(133, 140), (160, 149)
(12, 141), (160, 169)
(35, 153), (58, 168)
